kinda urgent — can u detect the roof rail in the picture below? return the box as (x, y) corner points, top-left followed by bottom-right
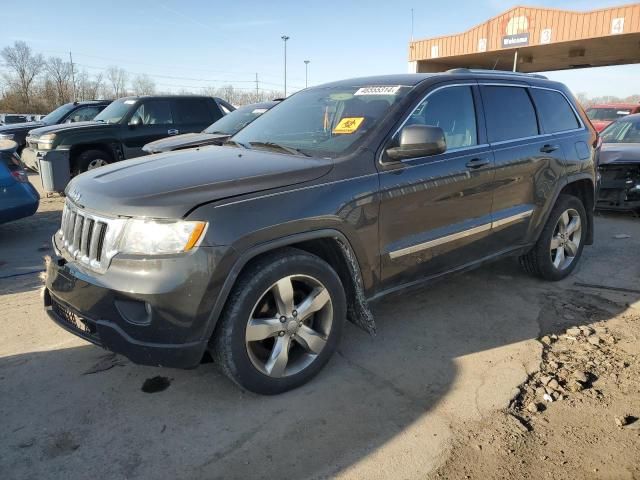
(446, 68), (548, 80)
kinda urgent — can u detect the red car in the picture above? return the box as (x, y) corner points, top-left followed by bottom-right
(586, 103), (640, 132)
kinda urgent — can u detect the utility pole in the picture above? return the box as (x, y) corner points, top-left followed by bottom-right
(255, 73), (259, 98)
(304, 60), (310, 88)
(411, 8), (414, 42)
(281, 35), (290, 97)
(69, 51), (76, 101)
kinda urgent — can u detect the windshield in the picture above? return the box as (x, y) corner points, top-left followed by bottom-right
(41, 103), (76, 124)
(204, 103), (273, 135)
(601, 118), (640, 144)
(94, 98), (136, 124)
(231, 85), (412, 158)
(587, 107), (631, 121)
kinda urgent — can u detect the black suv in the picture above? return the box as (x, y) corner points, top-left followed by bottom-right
(44, 71), (598, 394)
(22, 95), (233, 183)
(0, 101), (110, 154)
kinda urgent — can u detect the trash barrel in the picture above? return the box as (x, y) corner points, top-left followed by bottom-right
(38, 151), (70, 193)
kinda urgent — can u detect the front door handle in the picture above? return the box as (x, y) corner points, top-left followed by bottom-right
(466, 157), (490, 169)
(167, 129), (180, 136)
(540, 144), (560, 153)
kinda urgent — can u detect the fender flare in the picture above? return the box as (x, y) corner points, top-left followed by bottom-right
(203, 228), (375, 344)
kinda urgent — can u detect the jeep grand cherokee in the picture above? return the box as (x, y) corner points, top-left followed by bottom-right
(43, 70), (598, 394)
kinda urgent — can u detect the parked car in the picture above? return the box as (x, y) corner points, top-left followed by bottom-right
(0, 140), (39, 225)
(0, 101), (111, 154)
(44, 71), (597, 394)
(596, 113), (640, 211)
(143, 100), (279, 154)
(586, 103), (640, 132)
(1, 114), (29, 125)
(22, 95), (233, 190)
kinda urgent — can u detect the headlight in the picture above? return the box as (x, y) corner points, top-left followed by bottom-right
(118, 219), (207, 255)
(36, 133), (56, 150)
(0, 133), (15, 140)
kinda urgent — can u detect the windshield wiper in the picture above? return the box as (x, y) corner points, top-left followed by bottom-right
(222, 139), (247, 149)
(248, 141), (311, 157)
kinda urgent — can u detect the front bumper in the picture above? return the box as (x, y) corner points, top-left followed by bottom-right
(43, 243), (229, 368)
(20, 147), (42, 172)
(596, 163), (640, 211)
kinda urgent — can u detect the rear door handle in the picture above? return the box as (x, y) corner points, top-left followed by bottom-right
(540, 144), (560, 153)
(167, 129), (180, 136)
(466, 157), (490, 169)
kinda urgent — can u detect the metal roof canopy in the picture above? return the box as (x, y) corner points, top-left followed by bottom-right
(409, 4), (640, 73)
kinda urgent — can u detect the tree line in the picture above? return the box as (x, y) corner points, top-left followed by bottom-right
(0, 41), (282, 114)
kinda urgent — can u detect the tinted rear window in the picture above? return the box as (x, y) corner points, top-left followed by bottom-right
(174, 98), (220, 124)
(482, 86), (539, 143)
(531, 89), (580, 133)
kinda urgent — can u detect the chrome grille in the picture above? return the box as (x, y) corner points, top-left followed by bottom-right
(59, 200), (126, 273)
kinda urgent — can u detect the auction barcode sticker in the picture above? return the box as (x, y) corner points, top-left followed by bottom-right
(354, 86), (402, 96)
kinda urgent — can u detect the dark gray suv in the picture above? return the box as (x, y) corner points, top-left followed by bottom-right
(44, 70), (598, 394)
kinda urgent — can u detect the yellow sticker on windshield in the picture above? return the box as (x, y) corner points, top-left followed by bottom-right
(333, 117), (365, 134)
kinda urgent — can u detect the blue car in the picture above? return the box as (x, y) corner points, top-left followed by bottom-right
(0, 140), (39, 224)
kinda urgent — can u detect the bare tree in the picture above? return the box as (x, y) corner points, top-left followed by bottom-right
(1, 41), (45, 108)
(46, 56), (73, 104)
(131, 74), (156, 95)
(75, 69), (103, 101)
(106, 66), (128, 99)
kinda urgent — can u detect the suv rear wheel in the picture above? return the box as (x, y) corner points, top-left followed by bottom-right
(73, 149), (112, 175)
(520, 194), (587, 281)
(212, 248), (346, 394)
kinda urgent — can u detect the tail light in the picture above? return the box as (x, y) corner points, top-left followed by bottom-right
(11, 169), (28, 183)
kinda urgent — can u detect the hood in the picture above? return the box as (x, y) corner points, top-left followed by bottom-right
(143, 132), (228, 154)
(600, 143), (640, 165)
(0, 121), (45, 134)
(591, 120), (612, 132)
(29, 121), (113, 136)
(67, 146), (333, 218)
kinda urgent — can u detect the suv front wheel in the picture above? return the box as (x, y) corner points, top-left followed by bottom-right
(212, 248), (346, 394)
(520, 194), (587, 281)
(73, 149), (112, 175)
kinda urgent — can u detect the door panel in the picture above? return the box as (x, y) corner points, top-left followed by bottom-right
(489, 138), (565, 247)
(378, 84), (497, 290)
(479, 84), (566, 248)
(121, 100), (175, 158)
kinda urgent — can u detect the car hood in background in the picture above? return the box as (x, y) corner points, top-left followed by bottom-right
(67, 146), (333, 218)
(28, 121), (114, 136)
(143, 132), (229, 153)
(600, 143), (640, 165)
(0, 121), (45, 134)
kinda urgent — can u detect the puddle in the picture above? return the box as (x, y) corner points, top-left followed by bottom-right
(141, 376), (171, 393)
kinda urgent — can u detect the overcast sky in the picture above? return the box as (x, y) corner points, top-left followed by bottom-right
(1, 0), (638, 97)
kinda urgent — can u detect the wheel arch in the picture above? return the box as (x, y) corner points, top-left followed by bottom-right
(69, 142), (118, 170)
(205, 230), (376, 344)
(560, 175), (595, 245)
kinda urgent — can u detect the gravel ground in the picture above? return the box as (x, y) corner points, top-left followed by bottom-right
(0, 176), (638, 479)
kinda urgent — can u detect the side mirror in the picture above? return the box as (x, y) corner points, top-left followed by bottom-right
(385, 125), (446, 161)
(129, 116), (142, 128)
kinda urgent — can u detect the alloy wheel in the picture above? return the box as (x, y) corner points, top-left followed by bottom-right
(550, 208), (582, 270)
(87, 158), (109, 170)
(245, 274), (333, 378)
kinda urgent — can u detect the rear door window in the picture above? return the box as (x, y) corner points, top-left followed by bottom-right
(481, 86), (539, 143)
(531, 89), (580, 133)
(174, 98), (221, 125)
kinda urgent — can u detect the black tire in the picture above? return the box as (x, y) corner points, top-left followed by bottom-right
(72, 149), (112, 175)
(211, 248), (346, 395)
(519, 194), (587, 281)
